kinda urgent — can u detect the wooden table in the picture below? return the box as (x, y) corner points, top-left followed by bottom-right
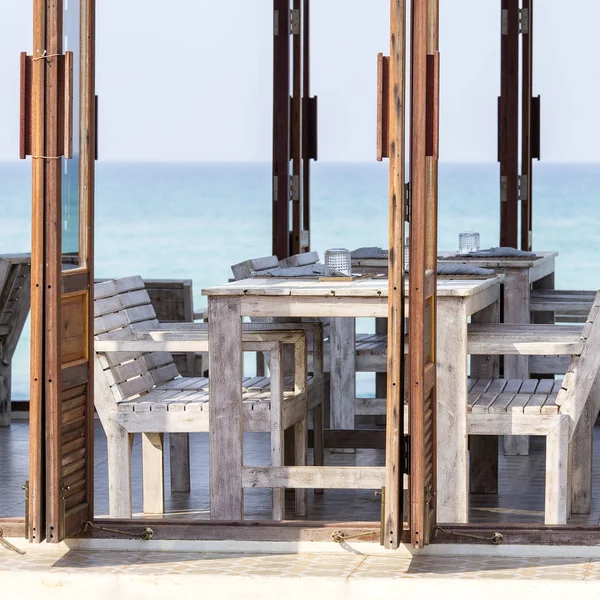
(203, 276), (502, 523)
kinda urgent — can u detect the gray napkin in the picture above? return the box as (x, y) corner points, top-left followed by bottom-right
(351, 247), (388, 259)
(437, 264), (495, 276)
(466, 247), (537, 258)
(253, 264), (326, 277)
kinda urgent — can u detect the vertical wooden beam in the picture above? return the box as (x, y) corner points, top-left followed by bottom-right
(82, 0), (97, 520)
(521, 0), (533, 251)
(44, 0), (64, 543)
(209, 296), (244, 520)
(301, 0), (311, 250)
(290, 0), (302, 255)
(499, 0), (519, 248)
(29, 0), (47, 544)
(273, 0), (291, 258)
(469, 300), (500, 494)
(384, 0), (407, 550)
(409, 0), (429, 549)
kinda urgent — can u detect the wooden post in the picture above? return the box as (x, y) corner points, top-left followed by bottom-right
(469, 300), (500, 494)
(291, 0), (302, 255)
(384, 0), (407, 550)
(301, 0), (312, 250)
(436, 299), (469, 523)
(499, 0), (520, 248)
(503, 269), (531, 455)
(330, 318), (355, 449)
(521, 0), (533, 251)
(28, 0), (47, 544)
(273, 0), (291, 258)
(142, 433), (165, 514)
(209, 296), (244, 520)
(44, 0), (64, 543)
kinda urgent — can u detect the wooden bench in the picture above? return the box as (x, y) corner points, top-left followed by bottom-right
(231, 254), (389, 423)
(98, 278), (205, 378)
(464, 291), (600, 522)
(0, 254), (31, 426)
(531, 289), (596, 323)
(94, 276), (322, 519)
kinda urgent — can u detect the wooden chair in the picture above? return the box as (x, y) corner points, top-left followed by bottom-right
(94, 276), (322, 519)
(464, 290), (600, 523)
(0, 254), (31, 427)
(531, 289), (596, 324)
(231, 253), (388, 423)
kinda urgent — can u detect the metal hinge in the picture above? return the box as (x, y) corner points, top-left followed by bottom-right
(273, 175), (278, 203)
(404, 182), (411, 222)
(376, 486), (386, 546)
(274, 9), (279, 36)
(290, 9), (300, 35)
(23, 481), (29, 538)
(300, 229), (310, 249)
(290, 175), (300, 202)
(518, 174), (528, 201)
(502, 8), (528, 35)
(59, 482), (68, 541)
(501, 9), (508, 35)
(403, 435), (411, 474)
(500, 175), (508, 202)
(520, 8), (529, 34)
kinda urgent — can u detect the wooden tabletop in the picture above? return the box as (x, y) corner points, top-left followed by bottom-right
(203, 276), (502, 299)
(436, 250), (558, 269)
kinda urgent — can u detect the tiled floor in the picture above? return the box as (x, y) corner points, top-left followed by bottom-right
(2, 420), (600, 525)
(2, 545), (600, 582)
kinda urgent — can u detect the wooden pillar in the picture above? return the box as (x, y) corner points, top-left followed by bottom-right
(301, 0), (312, 251)
(499, 0), (520, 248)
(209, 296), (244, 520)
(521, 0), (533, 251)
(273, 0), (291, 258)
(384, 0), (407, 550)
(290, 0), (302, 255)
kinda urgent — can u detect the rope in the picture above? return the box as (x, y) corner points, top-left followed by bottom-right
(0, 528), (26, 555)
(83, 521), (154, 541)
(32, 50), (61, 61)
(435, 526), (504, 545)
(331, 529), (379, 543)
(31, 156), (62, 160)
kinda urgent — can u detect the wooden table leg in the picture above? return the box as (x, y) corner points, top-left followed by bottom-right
(503, 269), (530, 456)
(330, 317), (356, 452)
(469, 299), (500, 494)
(375, 317), (387, 425)
(437, 298), (469, 523)
(209, 296), (243, 520)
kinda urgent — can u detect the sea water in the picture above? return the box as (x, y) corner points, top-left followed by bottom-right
(1, 161), (599, 399)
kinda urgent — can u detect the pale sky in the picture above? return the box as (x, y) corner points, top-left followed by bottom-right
(0, 0), (598, 163)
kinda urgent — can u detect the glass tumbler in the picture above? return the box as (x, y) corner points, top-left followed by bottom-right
(324, 248), (352, 277)
(458, 232), (480, 254)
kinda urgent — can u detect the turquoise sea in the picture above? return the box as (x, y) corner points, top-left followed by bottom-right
(1, 161), (599, 399)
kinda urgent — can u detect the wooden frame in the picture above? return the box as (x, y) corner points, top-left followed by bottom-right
(26, 0), (97, 543)
(383, 0), (407, 550)
(272, 0), (315, 258)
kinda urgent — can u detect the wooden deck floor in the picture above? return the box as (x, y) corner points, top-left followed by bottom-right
(1, 420), (600, 525)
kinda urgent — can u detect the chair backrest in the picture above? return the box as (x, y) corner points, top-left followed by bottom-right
(0, 255), (31, 363)
(556, 290), (600, 435)
(94, 276), (180, 406)
(230, 254), (328, 334)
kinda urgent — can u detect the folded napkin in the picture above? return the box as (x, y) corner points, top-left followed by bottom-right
(351, 247), (388, 259)
(253, 264), (326, 277)
(437, 263), (495, 276)
(465, 247), (537, 258)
